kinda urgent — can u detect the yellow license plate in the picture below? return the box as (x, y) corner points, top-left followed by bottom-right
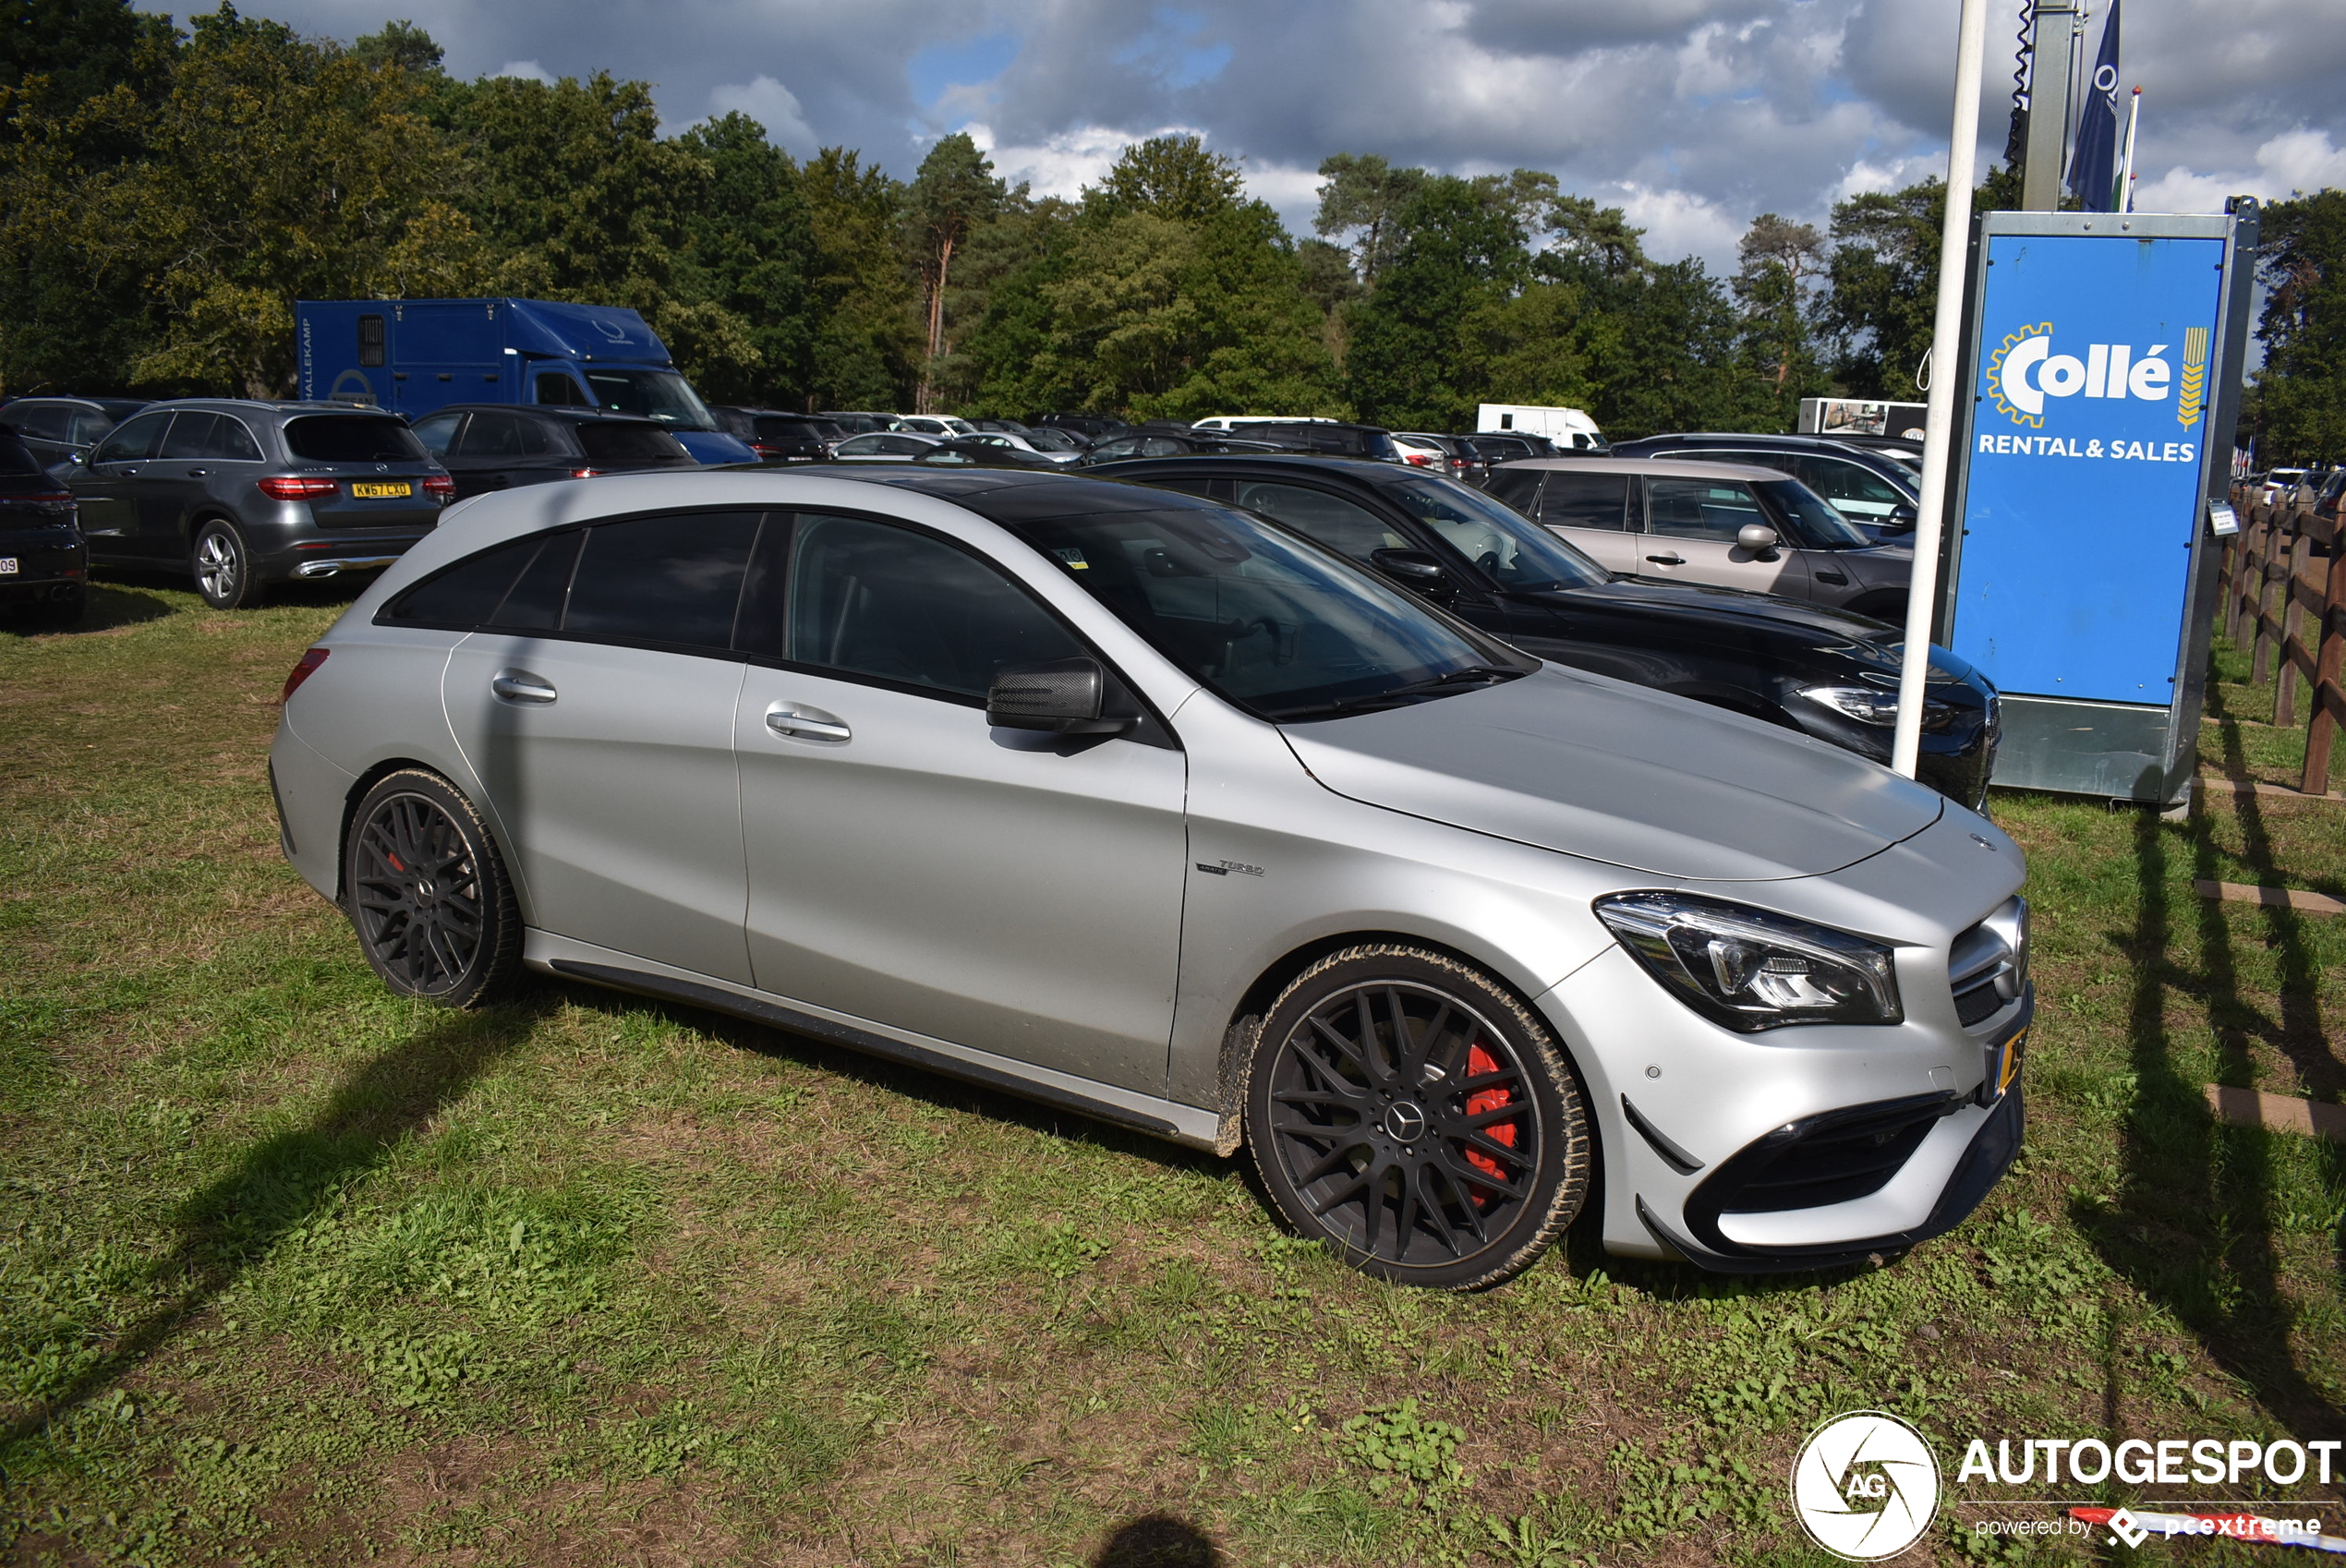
(349, 481), (411, 499)
(1989, 1029), (2026, 1099)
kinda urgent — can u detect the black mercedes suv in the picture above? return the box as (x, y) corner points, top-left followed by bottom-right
(1091, 452), (2000, 807)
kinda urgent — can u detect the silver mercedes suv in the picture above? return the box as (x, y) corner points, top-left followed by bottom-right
(269, 468), (2030, 1286)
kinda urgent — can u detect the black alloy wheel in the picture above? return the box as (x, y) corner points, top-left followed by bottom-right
(344, 769), (520, 1007)
(191, 518), (262, 610)
(1247, 945), (1590, 1289)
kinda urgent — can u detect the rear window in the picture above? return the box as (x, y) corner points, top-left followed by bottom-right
(284, 415), (425, 464)
(576, 423), (688, 464)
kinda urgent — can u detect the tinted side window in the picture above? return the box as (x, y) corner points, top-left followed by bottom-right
(1795, 455), (1906, 515)
(91, 411), (171, 464)
(779, 513), (1083, 699)
(159, 412), (220, 460)
(495, 531), (582, 630)
(576, 423), (683, 464)
(536, 372), (588, 406)
(385, 535), (543, 626)
(1538, 472), (1631, 530)
(459, 412), (527, 457)
(1231, 480), (1408, 561)
(213, 416), (263, 461)
(69, 408), (118, 445)
(1483, 469), (1542, 514)
(6, 404), (70, 440)
(563, 513), (762, 650)
(411, 413), (463, 455)
(1646, 477), (1764, 541)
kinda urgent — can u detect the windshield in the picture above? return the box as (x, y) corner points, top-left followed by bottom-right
(578, 368), (717, 431)
(1758, 479), (1873, 549)
(1378, 475), (1611, 590)
(998, 503), (1524, 721)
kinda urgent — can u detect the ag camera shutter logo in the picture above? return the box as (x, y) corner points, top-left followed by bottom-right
(1987, 321), (2173, 427)
(1792, 1411), (1941, 1560)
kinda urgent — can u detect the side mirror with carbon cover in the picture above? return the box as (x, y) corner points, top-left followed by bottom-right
(986, 657), (1135, 735)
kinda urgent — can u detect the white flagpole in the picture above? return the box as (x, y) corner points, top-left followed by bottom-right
(2120, 87), (2141, 211)
(1891, 0), (1990, 781)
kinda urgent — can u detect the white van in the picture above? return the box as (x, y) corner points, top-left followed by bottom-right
(1478, 404), (1606, 450)
(1190, 415), (1339, 433)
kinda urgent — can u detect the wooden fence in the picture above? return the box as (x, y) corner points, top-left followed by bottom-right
(2218, 487), (2346, 796)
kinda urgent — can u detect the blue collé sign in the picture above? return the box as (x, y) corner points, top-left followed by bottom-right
(1953, 232), (2228, 705)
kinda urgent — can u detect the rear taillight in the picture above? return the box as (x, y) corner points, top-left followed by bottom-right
(569, 467), (601, 479)
(1404, 452), (1434, 466)
(280, 646), (329, 703)
(422, 474), (454, 500)
(26, 490), (75, 519)
(750, 443), (782, 459)
(259, 476), (340, 500)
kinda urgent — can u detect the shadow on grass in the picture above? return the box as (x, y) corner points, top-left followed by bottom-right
(1094, 1514), (1224, 1566)
(2074, 797), (2344, 1440)
(0, 997), (546, 1448)
(551, 980), (1230, 1183)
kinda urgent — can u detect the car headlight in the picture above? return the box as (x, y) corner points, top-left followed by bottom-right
(1799, 685), (1954, 731)
(1593, 892), (1903, 1031)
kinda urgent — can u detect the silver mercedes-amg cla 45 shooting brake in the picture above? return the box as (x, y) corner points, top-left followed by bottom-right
(270, 467), (2031, 1288)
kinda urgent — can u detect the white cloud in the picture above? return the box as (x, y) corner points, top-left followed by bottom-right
(968, 121), (1199, 201)
(1608, 183), (1747, 271)
(706, 76), (818, 157)
(2132, 127), (2346, 215)
(490, 59), (553, 84)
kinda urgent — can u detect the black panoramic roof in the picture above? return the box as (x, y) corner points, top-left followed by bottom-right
(816, 465), (1215, 523)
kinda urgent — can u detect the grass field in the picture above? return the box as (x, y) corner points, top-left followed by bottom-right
(3, 579), (2341, 1566)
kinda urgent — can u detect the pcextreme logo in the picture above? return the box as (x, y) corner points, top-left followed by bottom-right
(1985, 322), (2187, 428)
(1792, 1412), (1941, 1560)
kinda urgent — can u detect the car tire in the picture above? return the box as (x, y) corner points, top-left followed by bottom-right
(191, 518), (263, 610)
(343, 769), (522, 1008)
(1245, 944), (1590, 1290)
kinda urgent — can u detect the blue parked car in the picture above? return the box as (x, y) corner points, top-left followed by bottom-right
(294, 298), (756, 466)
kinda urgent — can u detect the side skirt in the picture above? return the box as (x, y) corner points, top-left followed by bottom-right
(525, 935), (1221, 1152)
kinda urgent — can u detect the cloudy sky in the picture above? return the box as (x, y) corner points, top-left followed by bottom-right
(140, 0), (2346, 270)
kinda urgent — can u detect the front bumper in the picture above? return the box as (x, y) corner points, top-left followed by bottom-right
(1544, 922), (2031, 1272)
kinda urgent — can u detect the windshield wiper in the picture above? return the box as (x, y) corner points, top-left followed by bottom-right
(1277, 665), (1526, 721)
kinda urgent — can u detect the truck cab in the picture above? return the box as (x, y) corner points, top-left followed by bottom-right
(295, 298), (756, 465)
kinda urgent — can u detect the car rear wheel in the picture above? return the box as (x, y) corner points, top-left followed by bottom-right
(344, 769), (521, 1008)
(191, 519), (262, 610)
(1246, 945), (1590, 1290)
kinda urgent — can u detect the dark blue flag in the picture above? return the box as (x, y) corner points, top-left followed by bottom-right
(2066, 0), (2123, 211)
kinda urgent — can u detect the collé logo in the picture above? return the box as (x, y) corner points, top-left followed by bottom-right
(1987, 321), (2174, 427)
(1792, 1412), (1941, 1560)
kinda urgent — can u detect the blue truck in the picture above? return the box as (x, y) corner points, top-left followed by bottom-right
(294, 298), (756, 464)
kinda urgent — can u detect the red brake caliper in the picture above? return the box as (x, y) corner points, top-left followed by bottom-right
(1462, 1042), (1516, 1206)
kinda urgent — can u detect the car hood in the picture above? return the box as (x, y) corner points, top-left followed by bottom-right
(1279, 665), (1944, 882)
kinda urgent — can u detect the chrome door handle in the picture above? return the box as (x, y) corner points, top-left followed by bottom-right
(1644, 553), (1685, 565)
(491, 670), (558, 704)
(765, 704), (850, 743)
(186, 468), (207, 477)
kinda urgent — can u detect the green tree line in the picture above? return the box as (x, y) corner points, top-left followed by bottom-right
(6, 2), (2339, 452)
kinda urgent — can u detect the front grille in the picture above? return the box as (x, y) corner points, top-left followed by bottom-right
(1949, 896), (2027, 1028)
(1718, 1100), (1950, 1212)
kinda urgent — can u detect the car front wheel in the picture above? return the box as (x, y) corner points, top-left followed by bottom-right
(344, 769), (522, 1007)
(191, 519), (262, 610)
(1246, 945), (1591, 1290)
